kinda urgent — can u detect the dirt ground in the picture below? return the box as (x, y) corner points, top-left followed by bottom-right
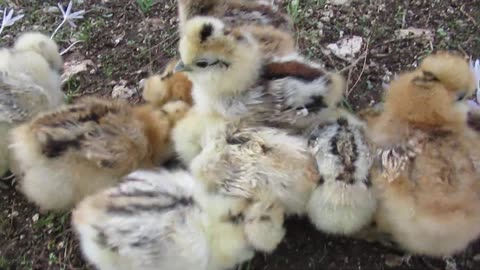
(1, 0), (480, 269)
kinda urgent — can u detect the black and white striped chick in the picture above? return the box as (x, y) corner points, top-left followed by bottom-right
(305, 110), (376, 235)
(190, 122), (320, 215)
(177, 0), (293, 34)
(10, 97), (189, 211)
(73, 169), (285, 270)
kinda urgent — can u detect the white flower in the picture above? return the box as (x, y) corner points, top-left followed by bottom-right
(51, 0), (85, 39)
(0, 8), (24, 35)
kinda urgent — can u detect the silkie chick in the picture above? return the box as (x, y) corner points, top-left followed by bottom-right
(10, 97), (189, 211)
(73, 169), (285, 270)
(367, 51), (480, 257)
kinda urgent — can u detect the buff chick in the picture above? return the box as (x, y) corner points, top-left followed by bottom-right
(9, 97), (189, 211)
(367, 51), (480, 257)
(73, 169), (285, 270)
(190, 122), (319, 215)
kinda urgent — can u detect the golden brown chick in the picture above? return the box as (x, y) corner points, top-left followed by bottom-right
(142, 58), (194, 107)
(177, 0), (293, 34)
(367, 51), (480, 257)
(10, 97), (189, 211)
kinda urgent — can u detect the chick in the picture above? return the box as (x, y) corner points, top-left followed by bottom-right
(10, 97), (189, 211)
(143, 23), (296, 109)
(177, 0), (293, 34)
(143, 58), (194, 107)
(0, 32), (64, 107)
(73, 169), (285, 270)
(0, 72), (52, 176)
(190, 122), (319, 215)
(305, 109), (376, 235)
(176, 16), (344, 131)
(367, 51), (480, 257)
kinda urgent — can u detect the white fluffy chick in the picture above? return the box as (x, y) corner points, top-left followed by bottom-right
(73, 169), (285, 270)
(190, 122), (319, 215)
(0, 32), (64, 107)
(175, 16), (345, 131)
(305, 110), (376, 235)
(10, 97), (189, 211)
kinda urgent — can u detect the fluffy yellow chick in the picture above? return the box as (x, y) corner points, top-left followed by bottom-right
(73, 169), (285, 270)
(368, 51), (480, 257)
(0, 32), (64, 107)
(10, 97), (189, 211)
(190, 122), (319, 215)
(142, 24), (296, 108)
(305, 109), (376, 235)
(177, 0), (293, 34)
(173, 17), (343, 165)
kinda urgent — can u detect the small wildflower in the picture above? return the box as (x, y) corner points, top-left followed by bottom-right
(51, 0), (85, 39)
(0, 8), (24, 35)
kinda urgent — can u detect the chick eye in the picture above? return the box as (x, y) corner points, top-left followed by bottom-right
(195, 61), (209, 68)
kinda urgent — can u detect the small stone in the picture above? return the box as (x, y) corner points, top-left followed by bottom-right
(32, 213), (39, 223)
(473, 254), (480, 261)
(43, 6), (60, 14)
(327, 35), (363, 61)
(112, 81), (136, 99)
(11, 211), (19, 217)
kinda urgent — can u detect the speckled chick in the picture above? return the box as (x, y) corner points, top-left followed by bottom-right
(177, 0), (293, 34)
(73, 169), (285, 270)
(10, 97), (189, 211)
(367, 51), (480, 257)
(190, 122), (319, 215)
(305, 109), (376, 235)
(0, 32), (64, 107)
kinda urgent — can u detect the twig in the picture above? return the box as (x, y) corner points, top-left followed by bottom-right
(346, 39), (369, 97)
(60, 40), (83, 55)
(460, 4), (477, 25)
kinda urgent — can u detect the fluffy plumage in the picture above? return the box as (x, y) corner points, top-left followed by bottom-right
(177, 0), (293, 34)
(10, 97), (189, 211)
(305, 110), (376, 235)
(0, 32), (64, 107)
(73, 169), (285, 270)
(190, 123), (319, 215)
(367, 51), (480, 257)
(143, 59), (194, 107)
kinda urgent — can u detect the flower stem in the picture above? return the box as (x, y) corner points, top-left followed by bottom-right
(0, 24), (5, 36)
(51, 19), (66, 39)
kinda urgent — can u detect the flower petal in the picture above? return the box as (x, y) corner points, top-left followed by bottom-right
(66, 0), (73, 15)
(58, 3), (66, 17)
(67, 20), (76, 27)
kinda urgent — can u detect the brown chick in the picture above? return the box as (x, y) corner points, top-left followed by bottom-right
(9, 97), (189, 211)
(143, 58), (194, 107)
(177, 0), (293, 34)
(367, 51), (480, 257)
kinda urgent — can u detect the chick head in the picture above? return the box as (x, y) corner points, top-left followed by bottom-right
(384, 52), (476, 130)
(14, 32), (63, 73)
(177, 16), (261, 95)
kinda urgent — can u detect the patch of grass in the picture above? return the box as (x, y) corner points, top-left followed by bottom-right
(0, 256), (9, 268)
(64, 78), (81, 104)
(287, 0), (301, 23)
(136, 0), (155, 13)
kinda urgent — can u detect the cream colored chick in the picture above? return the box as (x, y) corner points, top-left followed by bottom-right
(191, 122), (319, 215)
(143, 23), (296, 111)
(0, 72), (52, 176)
(305, 109), (376, 235)
(368, 51), (480, 257)
(177, 0), (293, 34)
(0, 32), (64, 107)
(10, 97), (189, 211)
(176, 16), (344, 131)
(73, 169), (285, 270)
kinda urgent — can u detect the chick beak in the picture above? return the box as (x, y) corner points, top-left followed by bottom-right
(174, 61), (192, 73)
